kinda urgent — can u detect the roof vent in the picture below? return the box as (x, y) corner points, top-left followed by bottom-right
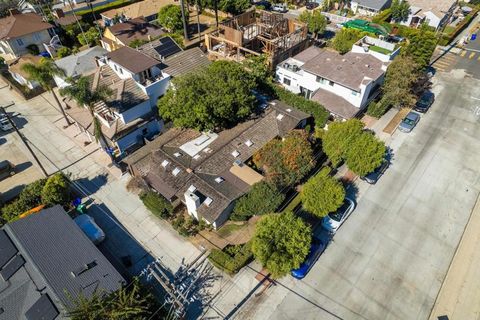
(161, 160), (169, 168)
(172, 167), (181, 176)
(174, 152), (182, 157)
(231, 150), (240, 157)
(286, 108), (292, 113)
(71, 261), (97, 277)
(245, 139), (253, 147)
(276, 114), (284, 121)
(215, 177), (225, 183)
(204, 197), (213, 206)
(233, 159), (243, 166)
(188, 185), (196, 192)
(365, 64), (370, 68)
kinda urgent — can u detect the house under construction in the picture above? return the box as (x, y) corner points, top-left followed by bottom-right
(204, 9), (309, 68)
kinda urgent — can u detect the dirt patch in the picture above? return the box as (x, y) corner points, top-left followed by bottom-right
(383, 108), (410, 134)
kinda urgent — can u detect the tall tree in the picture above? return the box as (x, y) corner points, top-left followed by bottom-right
(158, 4), (187, 33)
(403, 29), (437, 69)
(390, 0), (410, 23)
(60, 76), (113, 152)
(301, 168), (345, 218)
(251, 211), (312, 278)
(332, 28), (365, 54)
(382, 55), (419, 108)
(322, 119), (364, 167)
(21, 58), (71, 126)
(298, 10), (327, 39)
(158, 60), (256, 131)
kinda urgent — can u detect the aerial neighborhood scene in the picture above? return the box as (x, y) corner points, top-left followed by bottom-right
(0, 0), (479, 318)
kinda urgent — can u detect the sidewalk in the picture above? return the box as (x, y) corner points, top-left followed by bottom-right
(429, 195), (480, 320)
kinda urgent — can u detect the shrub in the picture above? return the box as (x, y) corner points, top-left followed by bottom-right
(41, 173), (70, 207)
(56, 47), (71, 58)
(231, 182), (285, 221)
(26, 44), (40, 55)
(1, 178), (46, 222)
(140, 191), (173, 219)
(208, 242), (253, 274)
(372, 9), (392, 23)
(366, 98), (390, 118)
(171, 214), (206, 237)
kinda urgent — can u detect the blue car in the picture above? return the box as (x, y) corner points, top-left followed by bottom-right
(291, 237), (326, 279)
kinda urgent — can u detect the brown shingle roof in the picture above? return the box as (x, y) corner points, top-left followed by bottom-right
(300, 47), (386, 91)
(107, 18), (164, 46)
(106, 46), (159, 74)
(0, 13), (52, 40)
(127, 102), (309, 223)
(311, 88), (359, 119)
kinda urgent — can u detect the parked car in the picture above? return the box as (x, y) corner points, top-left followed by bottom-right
(272, 3), (288, 13)
(414, 91), (435, 113)
(306, 2), (319, 10)
(291, 237), (326, 279)
(361, 153), (390, 184)
(0, 115), (12, 131)
(398, 111), (420, 133)
(0, 160), (15, 181)
(322, 197), (355, 232)
(74, 214), (106, 245)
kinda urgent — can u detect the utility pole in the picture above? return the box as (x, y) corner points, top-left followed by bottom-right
(196, 0), (202, 43)
(0, 105), (48, 178)
(180, 0), (189, 41)
(214, 0), (219, 28)
(66, 0), (88, 46)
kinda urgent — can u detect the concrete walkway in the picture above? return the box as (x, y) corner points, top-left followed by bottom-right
(429, 194), (480, 320)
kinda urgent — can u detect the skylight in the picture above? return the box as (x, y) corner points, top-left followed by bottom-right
(245, 139), (253, 147)
(193, 154), (201, 160)
(188, 185), (196, 192)
(204, 197), (213, 206)
(215, 177), (224, 183)
(174, 152), (182, 157)
(231, 150), (240, 157)
(172, 167), (181, 176)
(161, 160), (170, 168)
(277, 114), (284, 121)
(286, 108), (292, 112)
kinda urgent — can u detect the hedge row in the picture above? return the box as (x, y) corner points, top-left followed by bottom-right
(438, 9), (479, 46)
(208, 242), (253, 274)
(140, 191), (173, 219)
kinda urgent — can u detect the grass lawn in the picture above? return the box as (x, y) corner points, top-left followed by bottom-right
(217, 223), (246, 237)
(369, 45), (392, 55)
(443, 26), (456, 36)
(281, 192), (302, 213)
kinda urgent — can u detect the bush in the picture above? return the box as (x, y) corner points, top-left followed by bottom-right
(171, 214), (206, 237)
(140, 191), (173, 219)
(26, 44), (40, 55)
(366, 98), (390, 118)
(208, 242), (253, 274)
(372, 9), (392, 23)
(1, 178), (46, 222)
(56, 47), (71, 58)
(231, 182), (285, 221)
(272, 85), (329, 128)
(41, 173), (70, 207)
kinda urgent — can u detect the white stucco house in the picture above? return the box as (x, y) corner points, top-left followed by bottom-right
(276, 39), (396, 119)
(400, 0), (458, 29)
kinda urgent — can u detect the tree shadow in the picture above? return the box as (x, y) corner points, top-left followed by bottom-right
(14, 161), (32, 173)
(0, 137), (6, 145)
(1, 184), (25, 203)
(9, 112), (27, 130)
(73, 173), (109, 196)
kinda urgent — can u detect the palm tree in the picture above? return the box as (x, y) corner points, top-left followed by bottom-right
(21, 58), (72, 126)
(59, 76), (113, 156)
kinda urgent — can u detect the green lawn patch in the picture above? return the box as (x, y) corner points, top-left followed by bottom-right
(208, 242), (253, 274)
(369, 45), (392, 55)
(217, 223), (245, 237)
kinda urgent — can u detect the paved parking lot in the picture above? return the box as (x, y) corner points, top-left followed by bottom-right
(231, 70), (480, 320)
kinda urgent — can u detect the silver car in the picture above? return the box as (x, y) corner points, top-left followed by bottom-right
(322, 197), (356, 233)
(398, 111), (420, 133)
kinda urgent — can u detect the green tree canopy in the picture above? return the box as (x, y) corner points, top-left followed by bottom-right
(299, 10), (327, 39)
(41, 173), (70, 207)
(322, 119), (386, 176)
(253, 130), (315, 187)
(383, 55), (419, 108)
(158, 4), (186, 32)
(390, 0), (410, 22)
(231, 181), (285, 221)
(332, 29), (366, 54)
(403, 29), (437, 69)
(301, 168), (345, 218)
(158, 60), (256, 131)
(251, 211), (312, 278)
(77, 27), (101, 47)
(68, 278), (158, 320)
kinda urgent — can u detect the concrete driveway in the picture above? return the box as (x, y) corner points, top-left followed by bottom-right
(232, 71), (480, 320)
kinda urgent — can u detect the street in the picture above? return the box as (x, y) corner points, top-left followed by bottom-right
(229, 70), (480, 319)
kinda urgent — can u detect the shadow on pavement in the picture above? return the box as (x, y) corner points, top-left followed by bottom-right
(74, 173), (109, 196)
(0, 184), (25, 203)
(14, 161), (32, 173)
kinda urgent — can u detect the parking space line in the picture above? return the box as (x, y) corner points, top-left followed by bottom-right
(469, 52), (476, 59)
(460, 50), (467, 57)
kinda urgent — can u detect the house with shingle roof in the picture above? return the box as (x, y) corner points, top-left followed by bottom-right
(400, 0), (457, 29)
(0, 205), (124, 320)
(124, 101), (310, 229)
(0, 12), (54, 59)
(276, 45), (390, 119)
(351, 0), (393, 16)
(63, 46), (171, 156)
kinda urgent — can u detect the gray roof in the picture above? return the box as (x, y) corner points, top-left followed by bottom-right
(127, 101), (309, 223)
(106, 46), (159, 74)
(137, 36), (183, 61)
(0, 206), (125, 319)
(299, 47), (386, 91)
(311, 88), (360, 119)
(54, 46), (107, 78)
(163, 48), (211, 77)
(354, 0), (392, 10)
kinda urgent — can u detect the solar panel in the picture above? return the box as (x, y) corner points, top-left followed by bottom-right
(154, 37), (182, 60)
(0, 255), (25, 281)
(0, 230), (18, 268)
(25, 294), (59, 320)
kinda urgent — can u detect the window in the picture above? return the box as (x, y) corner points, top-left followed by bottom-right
(283, 77), (291, 86)
(33, 33), (41, 41)
(119, 68), (123, 75)
(114, 64), (118, 71)
(16, 38), (24, 46)
(329, 81), (334, 86)
(351, 90), (358, 96)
